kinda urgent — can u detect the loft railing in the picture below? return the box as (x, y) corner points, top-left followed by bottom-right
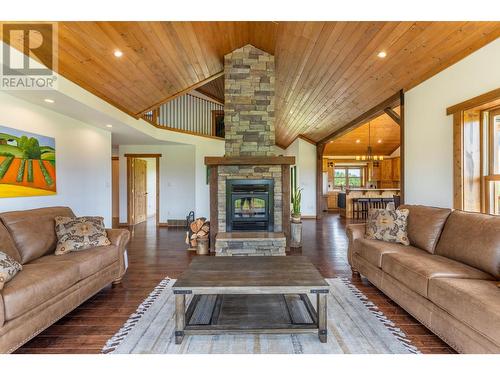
(141, 94), (223, 138)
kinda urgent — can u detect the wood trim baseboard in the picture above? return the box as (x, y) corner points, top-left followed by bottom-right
(301, 215), (317, 219)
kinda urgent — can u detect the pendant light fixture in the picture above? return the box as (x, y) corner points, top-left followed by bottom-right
(355, 121), (384, 161)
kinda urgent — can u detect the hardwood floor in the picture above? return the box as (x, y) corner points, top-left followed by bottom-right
(15, 214), (455, 354)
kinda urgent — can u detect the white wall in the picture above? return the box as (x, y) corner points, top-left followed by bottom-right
(0, 92), (112, 226)
(285, 138), (317, 216)
(405, 39), (500, 208)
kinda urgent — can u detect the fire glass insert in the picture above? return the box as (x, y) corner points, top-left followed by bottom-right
(226, 179), (274, 232)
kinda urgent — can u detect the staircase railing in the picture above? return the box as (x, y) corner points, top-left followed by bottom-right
(141, 94), (223, 138)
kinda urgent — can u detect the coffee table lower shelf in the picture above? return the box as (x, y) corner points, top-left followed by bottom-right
(174, 293), (327, 344)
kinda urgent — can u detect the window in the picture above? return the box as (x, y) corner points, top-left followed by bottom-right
(486, 109), (500, 215)
(453, 96), (500, 215)
(348, 169), (362, 187)
(334, 167), (362, 189)
(333, 168), (346, 188)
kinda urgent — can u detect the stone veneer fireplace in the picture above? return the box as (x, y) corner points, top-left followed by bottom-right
(205, 44), (295, 256)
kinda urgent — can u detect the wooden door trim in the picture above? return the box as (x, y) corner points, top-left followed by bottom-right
(126, 153), (162, 227)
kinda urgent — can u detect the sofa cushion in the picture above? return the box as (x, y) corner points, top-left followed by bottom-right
(399, 205), (452, 254)
(0, 222), (21, 263)
(435, 210), (500, 278)
(365, 208), (410, 245)
(1, 261), (79, 321)
(354, 238), (424, 268)
(0, 207), (75, 264)
(0, 251), (22, 290)
(54, 216), (110, 255)
(32, 245), (119, 279)
(381, 251), (494, 298)
(428, 278), (500, 346)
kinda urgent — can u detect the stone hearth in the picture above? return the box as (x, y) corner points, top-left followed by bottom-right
(215, 232), (286, 256)
(205, 44), (294, 256)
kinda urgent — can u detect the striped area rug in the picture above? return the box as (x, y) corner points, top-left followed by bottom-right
(102, 278), (419, 354)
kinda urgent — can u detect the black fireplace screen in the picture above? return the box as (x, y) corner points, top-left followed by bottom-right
(226, 179), (274, 231)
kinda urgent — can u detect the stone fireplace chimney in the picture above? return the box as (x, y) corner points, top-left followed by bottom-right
(224, 45), (275, 156)
(205, 44), (294, 256)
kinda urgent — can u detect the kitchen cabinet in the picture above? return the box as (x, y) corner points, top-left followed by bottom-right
(327, 192), (339, 209)
(371, 165), (380, 181)
(380, 159), (393, 181)
(392, 157), (401, 181)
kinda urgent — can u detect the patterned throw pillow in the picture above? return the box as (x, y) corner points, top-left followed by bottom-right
(0, 251), (22, 290)
(55, 216), (111, 255)
(365, 208), (410, 246)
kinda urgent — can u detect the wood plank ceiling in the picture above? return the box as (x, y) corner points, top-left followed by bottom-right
(324, 108), (401, 156)
(4, 21), (499, 147)
(196, 75), (224, 104)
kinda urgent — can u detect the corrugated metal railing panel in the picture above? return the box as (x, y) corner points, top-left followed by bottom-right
(148, 94), (223, 136)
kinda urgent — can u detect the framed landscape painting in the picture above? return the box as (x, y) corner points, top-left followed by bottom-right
(0, 126), (56, 198)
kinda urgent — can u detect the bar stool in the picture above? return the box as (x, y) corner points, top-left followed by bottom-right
(393, 195), (401, 208)
(382, 198), (394, 208)
(369, 198), (383, 210)
(352, 198), (369, 220)
(358, 198), (369, 220)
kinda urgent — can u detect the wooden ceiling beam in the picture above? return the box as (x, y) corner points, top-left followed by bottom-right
(384, 107), (401, 126)
(318, 92), (401, 145)
(136, 71), (224, 116)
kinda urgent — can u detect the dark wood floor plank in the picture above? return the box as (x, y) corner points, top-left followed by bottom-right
(15, 214), (454, 354)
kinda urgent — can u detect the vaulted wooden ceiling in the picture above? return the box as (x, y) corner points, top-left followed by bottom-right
(196, 75), (224, 104)
(324, 108), (401, 156)
(4, 21), (499, 147)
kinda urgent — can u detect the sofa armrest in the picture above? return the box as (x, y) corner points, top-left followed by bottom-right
(346, 223), (366, 267)
(106, 229), (131, 282)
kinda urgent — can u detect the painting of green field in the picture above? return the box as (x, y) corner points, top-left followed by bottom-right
(0, 125), (56, 198)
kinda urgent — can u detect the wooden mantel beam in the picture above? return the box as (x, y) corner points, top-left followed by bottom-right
(384, 107), (401, 126)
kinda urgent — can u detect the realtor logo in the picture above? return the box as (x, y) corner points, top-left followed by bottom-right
(1, 22), (58, 90)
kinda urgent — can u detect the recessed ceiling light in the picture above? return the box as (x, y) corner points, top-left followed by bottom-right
(356, 139), (361, 143)
(377, 51), (387, 58)
(106, 124), (113, 128)
(377, 139), (382, 143)
(44, 98), (55, 103)
(113, 50), (123, 58)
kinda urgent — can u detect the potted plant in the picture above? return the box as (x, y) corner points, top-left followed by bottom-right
(291, 187), (303, 223)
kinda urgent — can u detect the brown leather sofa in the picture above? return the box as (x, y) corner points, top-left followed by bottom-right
(347, 205), (500, 354)
(0, 206), (130, 353)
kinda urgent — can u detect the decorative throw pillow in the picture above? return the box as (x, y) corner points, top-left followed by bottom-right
(365, 208), (410, 246)
(55, 216), (111, 255)
(0, 251), (22, 290)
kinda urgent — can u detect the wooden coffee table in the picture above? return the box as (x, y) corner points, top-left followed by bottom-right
(172, 256), (330, 344)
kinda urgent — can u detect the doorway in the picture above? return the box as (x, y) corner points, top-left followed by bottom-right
(125, 153), (161, 226)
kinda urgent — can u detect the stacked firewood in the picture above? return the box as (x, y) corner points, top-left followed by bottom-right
(185, 217), (210, 249)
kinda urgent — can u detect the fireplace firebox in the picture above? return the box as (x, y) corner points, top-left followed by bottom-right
(226, 179), (274, 232)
